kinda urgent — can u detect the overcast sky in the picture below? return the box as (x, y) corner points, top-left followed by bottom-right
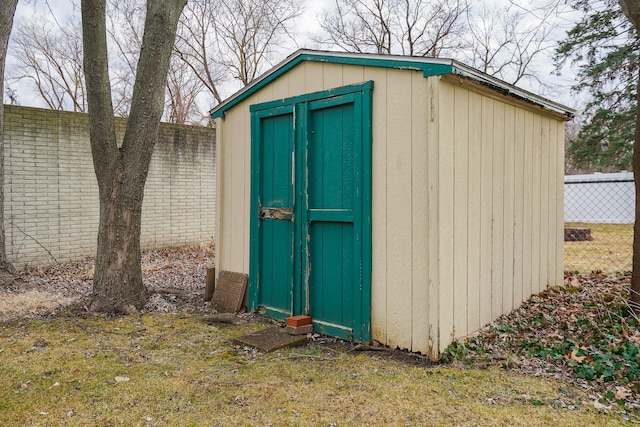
(7, 0), (579, 112)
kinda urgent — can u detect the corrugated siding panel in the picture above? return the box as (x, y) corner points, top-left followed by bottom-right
(531, 113), (542, 295)
(466, 91), (482, 333)
(522, 111), (534, 301)
(343, 66), (365, 84)
(214, 117), (224, 274)
(322, 63), (344, 89)
(539, 117), (550, 291)
(479, 96), (494, 327)
(217, 106), (249, 274)
(420, 73), (438, 354)
(553, 119), (565, 284)
(546, 118), (557, 284)
(304, 62), (325, 93)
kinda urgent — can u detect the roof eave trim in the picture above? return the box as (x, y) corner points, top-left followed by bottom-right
(210, 49), (575, 120)
(449, 62), (575, 119)
(210, 50), (455, 119)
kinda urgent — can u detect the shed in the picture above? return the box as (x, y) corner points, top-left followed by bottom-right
(210, 49), (574, 360)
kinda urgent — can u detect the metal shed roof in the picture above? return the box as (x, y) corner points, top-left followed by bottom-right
(210, 49), (575, 120)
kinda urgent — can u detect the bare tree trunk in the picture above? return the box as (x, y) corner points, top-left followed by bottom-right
(618, 0), (640, 307)
(82, 0), (186, 313)
(633, 74), (640, 307)
(0, 0), (18, 273)
(91, 159), (147, 312)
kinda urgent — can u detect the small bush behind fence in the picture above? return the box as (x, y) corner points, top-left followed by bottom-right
(564, 172), (633, 274)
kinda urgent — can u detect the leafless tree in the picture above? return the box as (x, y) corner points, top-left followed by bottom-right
(175, 0), (302, 107)
(105, 0), (145, 116)
(9, 15), (86, 111)
(174, 0), (226, 105)
(463, 2), (564, 88)
(9, 0), (205, 123)
(316, 0), (468, 57)
(105, 0), (206, 123)
(7, 0), (136, 114)
(82, 0), (187, 313)
(165, 54), (206, 124)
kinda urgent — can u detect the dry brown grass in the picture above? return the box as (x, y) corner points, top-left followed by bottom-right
(0, 290), (75, 322)
(0, 313), (631, 426)
(564, 222), (633, 273)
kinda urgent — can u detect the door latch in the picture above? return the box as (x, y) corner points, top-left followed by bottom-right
(258, 207), (294, 221)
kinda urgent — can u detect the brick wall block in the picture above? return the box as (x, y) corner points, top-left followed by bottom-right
(3, 105), (216, 266)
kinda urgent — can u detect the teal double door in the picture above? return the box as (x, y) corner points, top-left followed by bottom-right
(249, 82), (372, 342)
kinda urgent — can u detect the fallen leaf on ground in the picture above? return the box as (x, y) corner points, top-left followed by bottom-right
(567, 348), (587, 363)
(615, 387), (632, 400)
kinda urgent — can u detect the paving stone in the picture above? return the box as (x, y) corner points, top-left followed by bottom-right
(211, 270), (247, 313)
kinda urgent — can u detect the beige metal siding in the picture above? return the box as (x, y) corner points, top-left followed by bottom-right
(435, 76), (566, 354)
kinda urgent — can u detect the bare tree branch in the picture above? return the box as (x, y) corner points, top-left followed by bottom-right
(315, 0), (468, 57)
(9, 16), (86, 111)
(462, 1), (568, 90)
(175, 0), (302, 107)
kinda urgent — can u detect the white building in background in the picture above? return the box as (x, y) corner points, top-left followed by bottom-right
(564, 172), (635, 224)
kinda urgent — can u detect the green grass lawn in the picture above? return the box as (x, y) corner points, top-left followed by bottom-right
(0, 313), (631, 426)
(564, 222), (633, 274)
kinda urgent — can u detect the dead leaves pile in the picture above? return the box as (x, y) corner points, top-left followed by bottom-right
(446, 271), (640, 417)
(0, 243), (216, 322)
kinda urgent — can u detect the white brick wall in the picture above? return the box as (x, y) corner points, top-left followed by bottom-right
(3, 105), (216, 267)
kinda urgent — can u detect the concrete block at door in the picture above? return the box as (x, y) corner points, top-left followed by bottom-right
(287, 315), (312, 327)
(286, 324), (314, 335)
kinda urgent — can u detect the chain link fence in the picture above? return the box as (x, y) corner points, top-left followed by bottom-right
(564, 172), (634, 274)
